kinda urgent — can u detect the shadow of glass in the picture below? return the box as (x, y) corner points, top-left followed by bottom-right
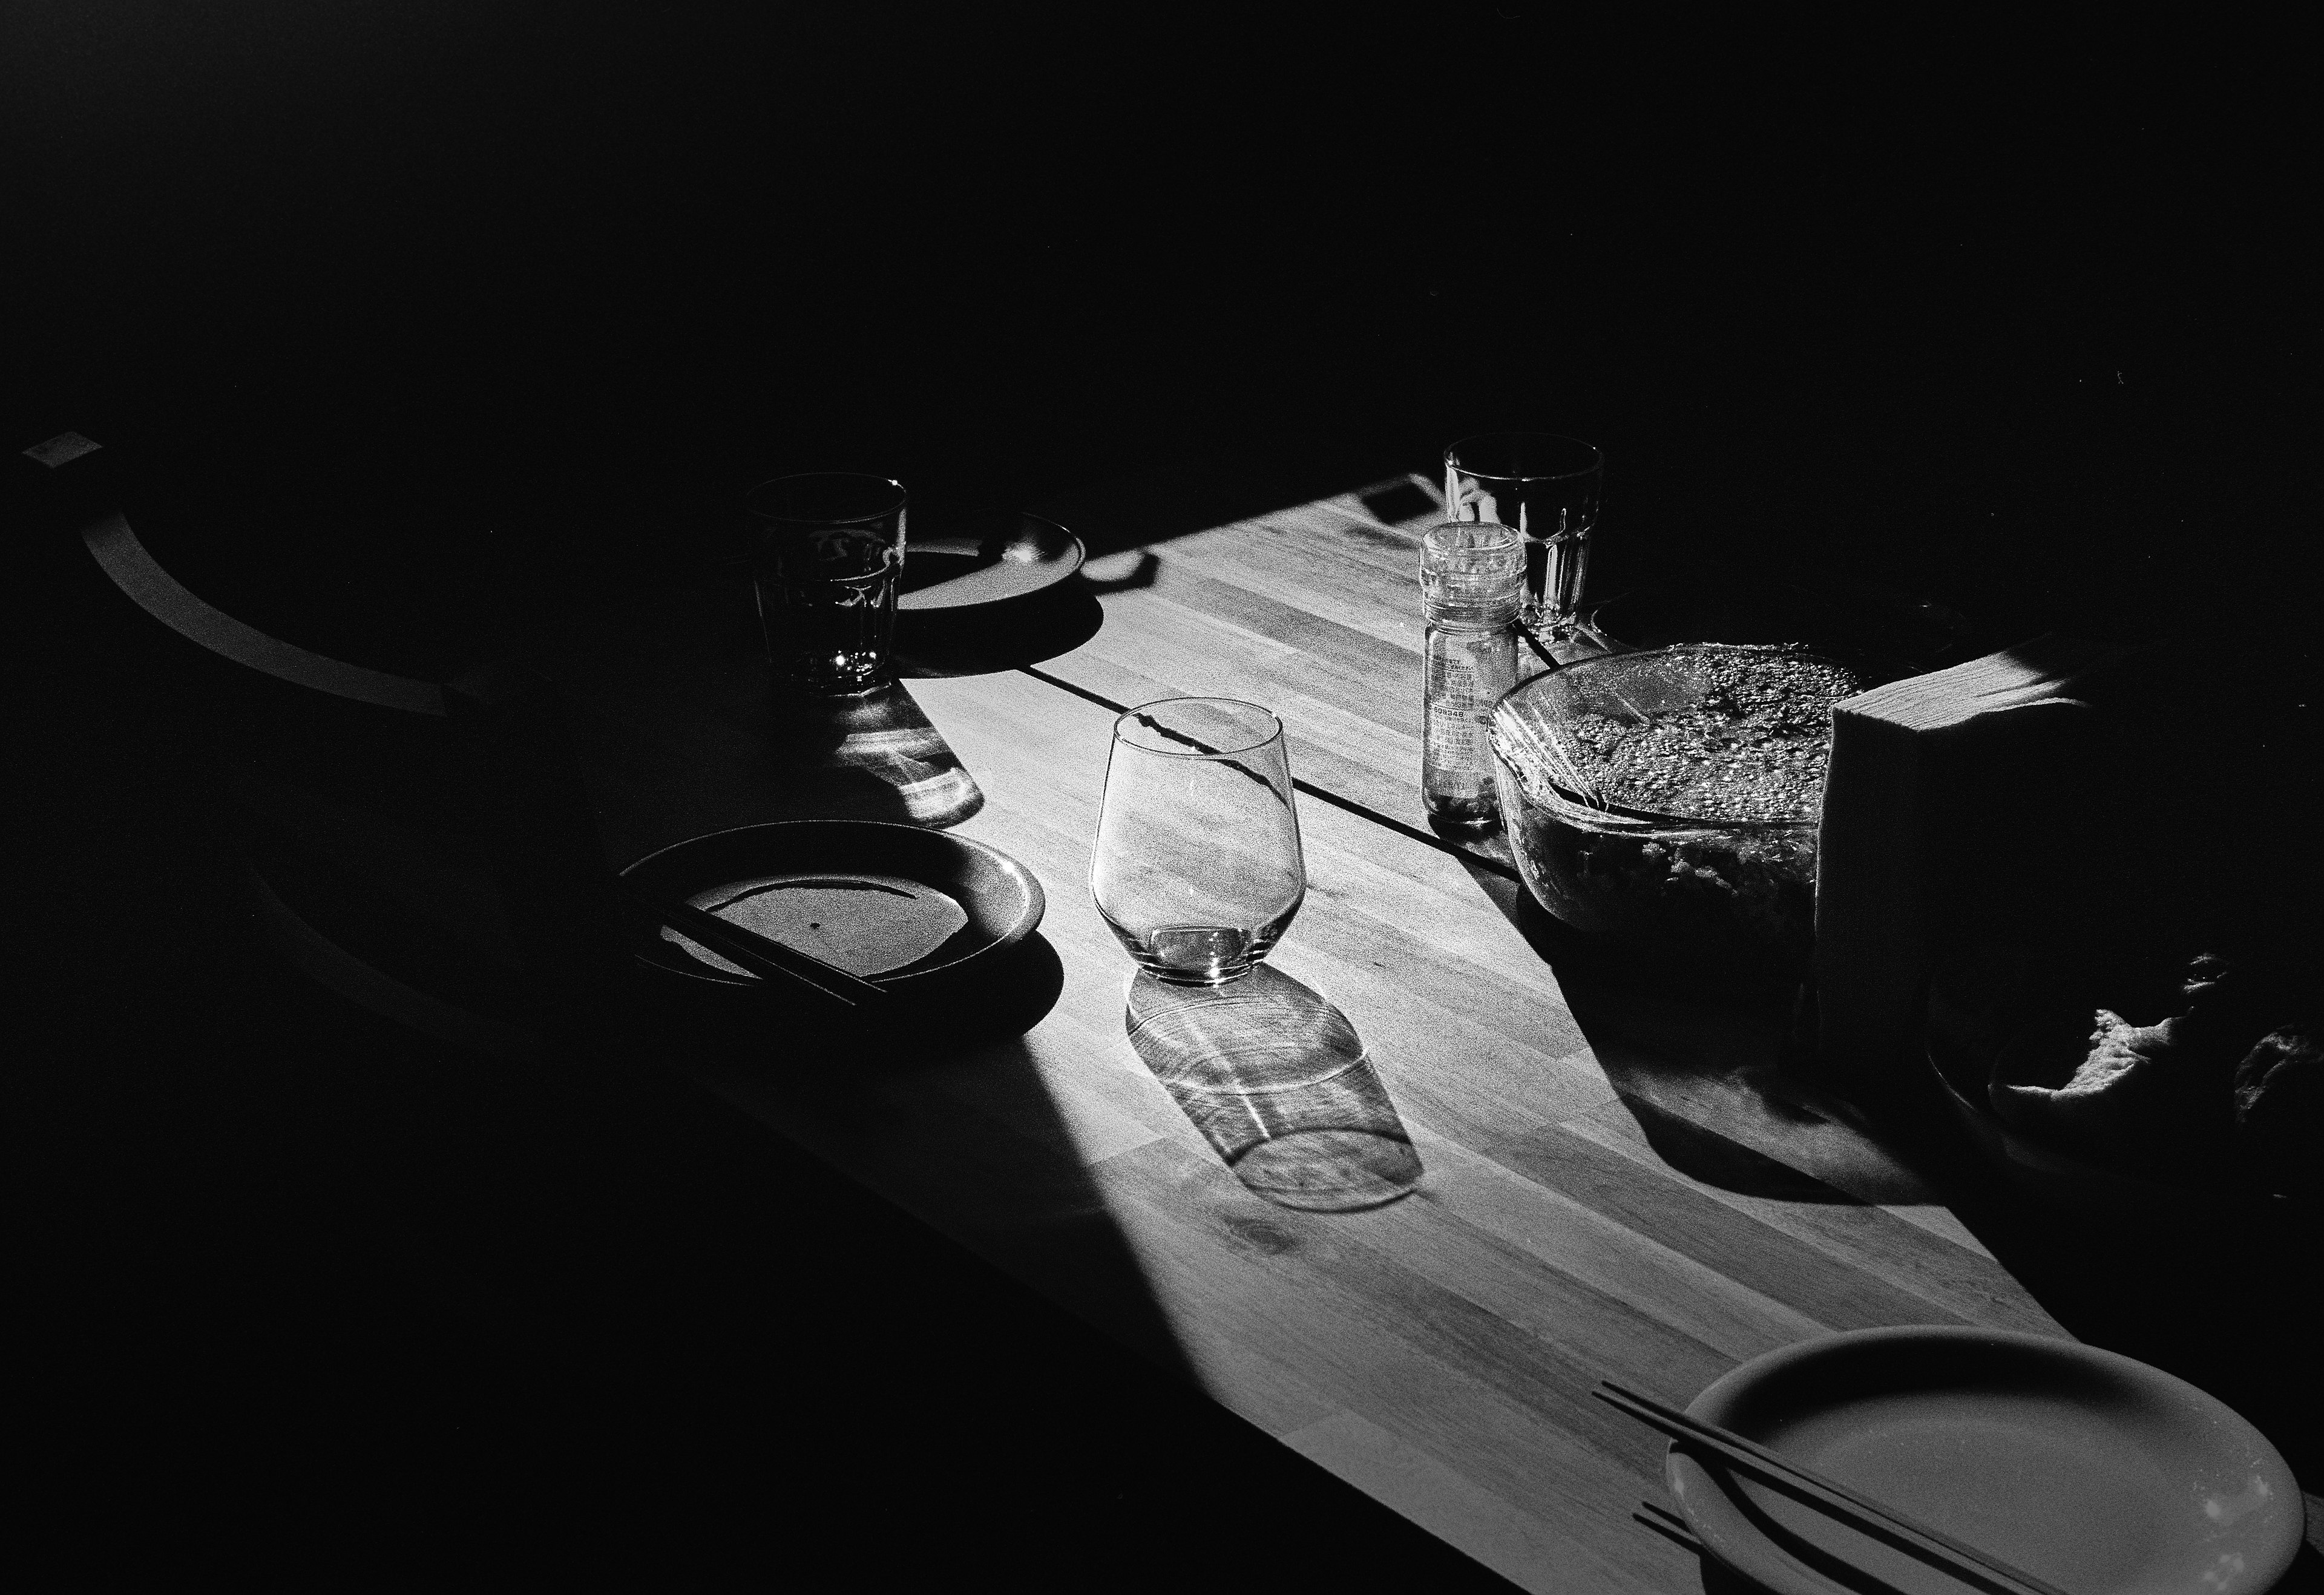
(764, 680), (984, 826)
(1123, 965), (1422, 1213)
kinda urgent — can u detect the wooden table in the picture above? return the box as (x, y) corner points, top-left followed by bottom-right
(470, 460), (2090, 1591)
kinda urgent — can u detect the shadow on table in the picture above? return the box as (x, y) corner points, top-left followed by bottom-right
(1123, 965), (1422, 1213)
(1447, 854), (2324, 1570)
(1448, 848), (1945, 1208)
(674, 931), (1200, 1380)
(1865, 1054), (2324, 1550)
(1032, 442), (1446, 565)
(895, 577), (1107, 678)
(640, 925), (1067, 1062)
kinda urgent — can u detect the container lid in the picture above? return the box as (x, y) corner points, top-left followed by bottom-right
(1420, 522), (1524, 623)
(1490, 644), (1865, 825)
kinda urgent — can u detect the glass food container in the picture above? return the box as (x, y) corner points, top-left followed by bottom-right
(1488, 644), (1865, 977)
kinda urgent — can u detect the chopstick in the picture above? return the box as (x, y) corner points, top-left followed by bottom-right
(1593, 1381), (2070, 1595)
(623, 880), (887, 1007)
(1633, 1499), (1702, 1554)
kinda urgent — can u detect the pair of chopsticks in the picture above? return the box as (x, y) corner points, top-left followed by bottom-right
(1633, 1498), (1700, 1552)
(624, 879), (887, 1008)
(1594, 1381), (2070, 1595)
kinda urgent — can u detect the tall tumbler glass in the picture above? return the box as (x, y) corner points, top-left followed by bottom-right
(1443, 432), (1603, 635)
(1091, 698), (1305, 986)
(747, 473), (908, 695)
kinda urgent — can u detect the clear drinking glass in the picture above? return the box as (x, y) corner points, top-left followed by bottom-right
(746, 472), (908, 695)
(1443, 432), (1604, 634)
(1091, 698), (1305, 986)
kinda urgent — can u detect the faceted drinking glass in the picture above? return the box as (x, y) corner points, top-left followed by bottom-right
(1091, 698), (1305, 986)
(746, 472), (908, 695)
(1443, 431), (1604, 635)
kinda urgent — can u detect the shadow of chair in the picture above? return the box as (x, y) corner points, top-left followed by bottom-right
(38, 427), (1005, 1063)
(39, 434), (577, 1062)
(31, 428), (982, 1112)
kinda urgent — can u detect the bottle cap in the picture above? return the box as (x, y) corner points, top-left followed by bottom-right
(1420, 521), (1524, 622)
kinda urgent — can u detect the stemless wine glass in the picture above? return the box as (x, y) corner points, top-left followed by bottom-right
(1091, 698), (1305, 986)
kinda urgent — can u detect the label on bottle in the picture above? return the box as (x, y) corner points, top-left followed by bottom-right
(1425, 664), (1485, 769)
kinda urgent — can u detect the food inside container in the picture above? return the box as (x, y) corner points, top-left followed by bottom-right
(1489, 644), (1865, 974)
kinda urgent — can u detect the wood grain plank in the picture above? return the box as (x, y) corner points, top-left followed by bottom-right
(1560, 1105), (2063, 1336)
(1085, 1132), (1747, 1489)
(1078, 1136), (1681, 1584)
(1056, 513), (1448, 833)
(1392, 1127), (1833, 1360)
(1475, 1122), (1983, 1335)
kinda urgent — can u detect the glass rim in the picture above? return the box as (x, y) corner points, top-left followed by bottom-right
(1443, 430), (1604, 485)
(746, 471), (909, 526)
(1112, 696), (1284, 759)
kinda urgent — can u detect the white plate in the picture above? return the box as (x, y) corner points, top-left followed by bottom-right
(1668, 1327), (2305, 1594)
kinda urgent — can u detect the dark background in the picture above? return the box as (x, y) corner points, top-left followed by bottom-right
(10, 7), (2313, 638)
(10, 6), (2317, 1586)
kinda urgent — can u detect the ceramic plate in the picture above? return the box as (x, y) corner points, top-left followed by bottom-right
(620, 820), (1044, 994)
(1668, 1327), (2304, 1595)
(897, 511), (1084, 611)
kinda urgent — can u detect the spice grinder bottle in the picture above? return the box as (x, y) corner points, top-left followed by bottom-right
(1420, 522), (1525, 831)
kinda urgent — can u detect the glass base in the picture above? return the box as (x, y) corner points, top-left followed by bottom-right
(1119, 924), (1268, 986)
(1101, 905), (1298, 986)
(1424, 788), (1500, 832)
(1136, 925), (1258, 985)
(784, 658), (894, 696)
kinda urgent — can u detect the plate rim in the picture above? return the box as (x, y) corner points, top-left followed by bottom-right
(1666, 1325), (2306, 1595)
(618, 817), (1046, 987)
(896, 512), (1085, 612)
